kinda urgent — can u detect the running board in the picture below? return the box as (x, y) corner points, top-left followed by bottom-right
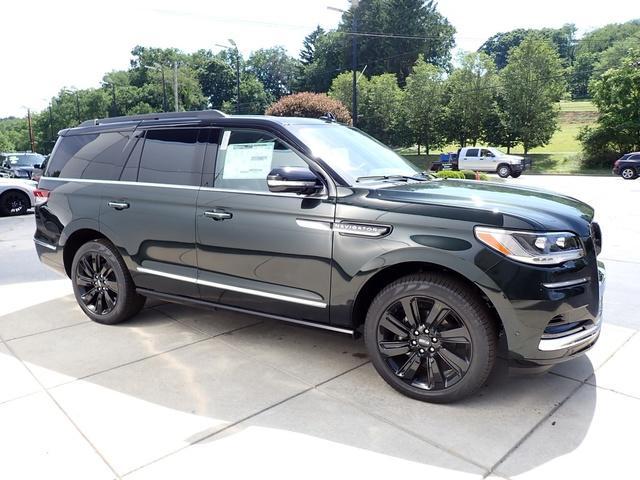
(137, 288), (355, 336)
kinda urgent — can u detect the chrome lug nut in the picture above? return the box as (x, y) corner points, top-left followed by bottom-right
(419, 348), (425, 354)
(429, 347), (435, 352)
(413, 330), (420, 336)
(432, 337), (438, 342)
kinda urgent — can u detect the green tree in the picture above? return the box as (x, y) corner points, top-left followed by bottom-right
(443, 52), (498, 147)
(479, 24), (576, 70)
(403, 55), (445, 154)
(579, 49), (640, 166)
(359, 73), (406, 145)
(0, 118), (30, 152)
(499, 35), (566, 155)
(297, 31), (345, 92)
(247, 47), (299, 99)
(223, 74), (273, 115)
(328, 71), (370, 117)
(300, 26), (326, 66)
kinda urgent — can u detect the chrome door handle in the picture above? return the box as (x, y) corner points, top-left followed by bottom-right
(204, 210), (232, 221)
(108, 201), (129, 210)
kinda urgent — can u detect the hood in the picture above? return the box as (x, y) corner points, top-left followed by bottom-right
(10, 166), (34, 178)
(373, 179), (594, 235)
(500, 154), (524, 162)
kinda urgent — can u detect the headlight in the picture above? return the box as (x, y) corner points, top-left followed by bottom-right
(475, 226), (584, 265)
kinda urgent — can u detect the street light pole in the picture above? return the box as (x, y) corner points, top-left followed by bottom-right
(216, 40), (241, 114)
(26, 109), (36, 153)
(328, 0), (360, 126)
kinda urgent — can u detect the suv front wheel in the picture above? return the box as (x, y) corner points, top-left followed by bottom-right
(364, 273), (497, 403)
(71, 239), (145, 325)
(497, 165), (511, 178)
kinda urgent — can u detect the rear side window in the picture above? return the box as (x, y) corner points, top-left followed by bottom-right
(137, 129), (206, 186)
(466, 148), (479, 157)
(45, 132), (131, 180)
(630, 154), (640, 160)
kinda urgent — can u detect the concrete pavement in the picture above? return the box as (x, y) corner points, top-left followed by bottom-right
(0, 175), (638, 479)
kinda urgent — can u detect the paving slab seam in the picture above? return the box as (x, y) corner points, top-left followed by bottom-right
(549, 329), (639, 384)
(39, 316), (270, 391)
(488, 378), (585, 477)
(316, 363), (490, 474)
(1, 320), (89, 342)
(121, 360), (377, 477)
(590, 382), (640, 401)
(0, 336), (122, 479)
(150, 304), (265, 337)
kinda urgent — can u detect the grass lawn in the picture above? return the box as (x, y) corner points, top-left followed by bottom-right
(400, 100), (606, 174)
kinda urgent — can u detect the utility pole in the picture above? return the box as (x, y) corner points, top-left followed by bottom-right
(160, 67), (168, 112)
(110, 83), (117, 117)
(75, 91), (81, 123)
(26, 109), (36, 153)
(173, 62), (179, 112)
(48, 104), (54, 144)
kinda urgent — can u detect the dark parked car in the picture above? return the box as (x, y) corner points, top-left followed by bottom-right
(613, 152), (640, 180)
(0, 152), (46, 179)
(34, 111), (605, 403)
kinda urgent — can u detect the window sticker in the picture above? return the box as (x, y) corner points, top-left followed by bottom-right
(222, 142), (275, 179)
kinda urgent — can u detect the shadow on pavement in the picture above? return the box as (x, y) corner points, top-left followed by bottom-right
(0, 295), (597, 475)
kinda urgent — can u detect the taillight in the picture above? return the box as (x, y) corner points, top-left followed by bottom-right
(614, 160), (620, 167)
(33, 188), (50, 206)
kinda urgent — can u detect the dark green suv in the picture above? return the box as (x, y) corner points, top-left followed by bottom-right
(34, 110), (605, 403)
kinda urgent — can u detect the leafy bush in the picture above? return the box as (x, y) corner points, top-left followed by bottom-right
(436, 170), (489, 180)
(265, 92), (351, 124)
(577, 125), (621, 169)
(436, 170), (465, 179)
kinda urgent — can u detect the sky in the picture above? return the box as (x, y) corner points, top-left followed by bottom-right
(1, 0), (636, 118)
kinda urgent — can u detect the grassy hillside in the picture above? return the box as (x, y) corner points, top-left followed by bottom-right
(402, 100), (604, 174)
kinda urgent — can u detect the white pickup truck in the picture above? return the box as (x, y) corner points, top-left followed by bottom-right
(456, 147), (525, 178)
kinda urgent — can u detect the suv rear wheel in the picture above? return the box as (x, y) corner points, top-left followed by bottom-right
(71, 239), (145, 325)
(364, 273), (497, 403)
(621, 167), (637, 180)
(497, 165), (511, 178)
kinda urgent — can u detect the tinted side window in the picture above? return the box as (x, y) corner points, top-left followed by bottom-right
(213, 130), (308, 192)
(45, 132), (131, 180)
(630, 154), (640, 160)
(138, 129), (205, 186)
(466, 148), (479, 157)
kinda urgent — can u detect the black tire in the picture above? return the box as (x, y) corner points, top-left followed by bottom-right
(621, 167), (637, 180)
(0, 190), (29, 216)
(71, 239), (145, 325)
(510, 171), (522, 178)
(364, 273), (497, 403)
(497, 164), (511, 178)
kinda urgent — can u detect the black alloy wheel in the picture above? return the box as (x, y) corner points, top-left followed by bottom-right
(365, 273), (496, 403)
(75, 251), (119, 316)
(377, 296), (473, 390)
(71, 239), (145, 325)
(0, 191), (29, 216)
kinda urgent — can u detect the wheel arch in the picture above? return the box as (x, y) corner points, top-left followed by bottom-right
(350, 259), (505, 339)
(62, 228), (107, 277)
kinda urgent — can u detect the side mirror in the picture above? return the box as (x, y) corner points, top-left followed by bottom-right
(33, 164), (41, 169)
(267, 167), (322, 195)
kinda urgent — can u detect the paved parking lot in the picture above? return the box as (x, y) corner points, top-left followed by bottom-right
(1, 175), (639, 479)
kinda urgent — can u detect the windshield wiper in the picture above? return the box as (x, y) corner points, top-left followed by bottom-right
(356, 174), (430, 183)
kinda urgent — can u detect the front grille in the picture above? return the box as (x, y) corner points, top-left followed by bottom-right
(591, 222), (602, 255)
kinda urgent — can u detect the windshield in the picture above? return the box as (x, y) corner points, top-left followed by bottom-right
(488, 147), (506, 156)
(288, 124), (420, 184)
(4, 154), (43, 167)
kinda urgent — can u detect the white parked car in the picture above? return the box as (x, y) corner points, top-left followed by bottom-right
(456, 147), (526, 178)
(0, 178), (42, 216)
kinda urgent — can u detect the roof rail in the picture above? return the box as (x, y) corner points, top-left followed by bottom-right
(79, 110), (227, 127)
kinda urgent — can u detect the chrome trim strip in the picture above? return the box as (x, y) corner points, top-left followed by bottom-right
(41, 177), (328, 198)
(295, 219), (332, 231)
(41, 177), (201, 190)
(543, 277), (589, 289)
(136, 267), (327, 308)
(33, 238), (57, 250)
(538, 322), (601, 351)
